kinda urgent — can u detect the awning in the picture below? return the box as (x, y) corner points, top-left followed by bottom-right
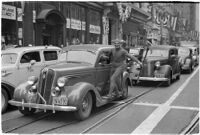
(36, 9), (66, 23)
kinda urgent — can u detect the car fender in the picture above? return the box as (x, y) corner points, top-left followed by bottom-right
(65, 82), (96, 109)
(1, 82), (15, 99)
(12, 82), (32, 102)
(123, 71), (131, 85)
(155, 65), (172, 78)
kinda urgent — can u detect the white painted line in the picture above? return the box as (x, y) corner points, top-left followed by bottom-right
(132, 67), (199, 134)
(170, 106), (199, 111)
(134, 102), (161, 107)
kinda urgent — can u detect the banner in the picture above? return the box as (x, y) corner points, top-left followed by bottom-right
(90, 25), (101, 34)
(2, 4), (16, 20)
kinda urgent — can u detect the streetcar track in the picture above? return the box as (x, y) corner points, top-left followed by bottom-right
(38, 82), (164, 134)
(4, 82), (164, 134)
(4, 112), (53, 133)
(81, 82), (164, 134)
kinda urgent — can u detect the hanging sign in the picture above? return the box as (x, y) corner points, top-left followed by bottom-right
(81, 21), (86, 31)
(17, 8), (22, 21)
(2, 4), (16, 20)
(66, 18), (70, 28)
(89, 25), (101, 34)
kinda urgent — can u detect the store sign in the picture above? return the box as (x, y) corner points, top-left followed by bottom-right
(2, 4), (16, 20)
(71, 19), (81, 30)
(33, 10), (36, 23)
(66, 18), (70, 28)
(90, 25), (101, 34)
(17, 8), (22, 21)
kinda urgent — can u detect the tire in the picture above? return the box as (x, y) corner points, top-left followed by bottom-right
(18, 107), (36, 115)
(74, 92), (93, 121)
(2, 88), (8, 113)
(188, 66), (192, 73)
(164, 73), (172, 87)
(132, 80), (137, 86)
(121, 80), (128, 99)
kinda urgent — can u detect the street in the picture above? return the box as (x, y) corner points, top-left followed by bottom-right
(2, 66), (199, 134)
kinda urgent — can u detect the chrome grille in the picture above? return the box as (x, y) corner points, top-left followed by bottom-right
(38, 69), (54, 104)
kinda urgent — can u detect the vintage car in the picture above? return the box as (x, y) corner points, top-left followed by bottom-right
(188, 46), (199, 66)
(1, 46), (61, 113)
(177, 47), (195, 73)
(129, 45), (181, 86)
(9, 44), (130, 120)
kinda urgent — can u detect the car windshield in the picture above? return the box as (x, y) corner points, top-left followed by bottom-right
(66, 50), (97, 65)
(2, 53), (18, 65)
(129, 48), (140, 55)
(143, 49), (168, 57)
(178, 48), (190, 56)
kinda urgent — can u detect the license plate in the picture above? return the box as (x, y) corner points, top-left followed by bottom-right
(53, 97), (68, 105)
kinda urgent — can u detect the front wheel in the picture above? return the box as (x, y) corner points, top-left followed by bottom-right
(18, 107), (36, 115)
(2, 88), (8, 113)
(164, 73), (172, 87)
(74, 92), (93, 121)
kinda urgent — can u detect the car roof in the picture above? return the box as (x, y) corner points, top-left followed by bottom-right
(149, 45), (177, 50)
(2, 46), (61, 54)
(63, 44), (114, 52)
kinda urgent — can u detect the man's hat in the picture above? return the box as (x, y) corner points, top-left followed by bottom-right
(112, 38), (125, 44)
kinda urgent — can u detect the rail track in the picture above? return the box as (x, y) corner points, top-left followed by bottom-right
(4, 81), (165, 134)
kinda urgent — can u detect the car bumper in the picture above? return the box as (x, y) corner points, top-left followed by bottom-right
(131, 76), (168, 81)
(9, 100), (77, 112)
(130, 72), (169, 81)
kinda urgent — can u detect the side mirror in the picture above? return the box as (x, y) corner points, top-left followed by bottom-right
(28, 60), (36, 70)
(170, 54), (176, 59)
(30, 60), (36, 65)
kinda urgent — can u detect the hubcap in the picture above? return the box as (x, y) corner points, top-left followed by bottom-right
(82, 98), (89, 111)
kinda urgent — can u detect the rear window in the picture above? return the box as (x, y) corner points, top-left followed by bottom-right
(44, 51), (58, 61)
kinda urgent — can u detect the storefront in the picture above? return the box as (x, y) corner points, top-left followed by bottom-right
(62, 2), (103, 46)
(1, 3), (21, 48)
(121, 5), (149, 48)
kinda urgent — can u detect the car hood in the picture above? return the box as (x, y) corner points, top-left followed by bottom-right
(47, 61), (93, 71)
(144, 57), (168, 63)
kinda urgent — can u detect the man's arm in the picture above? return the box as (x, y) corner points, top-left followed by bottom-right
(125, 52), (142, 65)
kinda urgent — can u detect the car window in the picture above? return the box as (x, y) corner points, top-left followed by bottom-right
(98, 50), (111, 65)
(2, 53), (18, 65)
(144, 49), (168, 57)
(43, 51), (58, 61)
(20, 51), (41, 63)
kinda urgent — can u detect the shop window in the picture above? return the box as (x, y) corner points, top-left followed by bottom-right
(89, 10), (101, 44)
(64, 4), (86, 45)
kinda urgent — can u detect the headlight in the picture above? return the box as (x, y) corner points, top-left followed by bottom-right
(27, 76), (38, 85)
(51, 87), (60, 97)
(155, 61), (160, 68)
(57, 77), (68, 87)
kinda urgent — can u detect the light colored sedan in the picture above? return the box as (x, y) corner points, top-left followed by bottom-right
(1, 46), (61, 113)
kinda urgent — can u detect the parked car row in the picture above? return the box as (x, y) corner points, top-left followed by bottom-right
(1, 46), (61, 113)
(2, 44), (199, 121)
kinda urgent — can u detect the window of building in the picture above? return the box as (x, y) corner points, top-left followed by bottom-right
(89, 10), (101, 44)
(64, 3), (86, 45)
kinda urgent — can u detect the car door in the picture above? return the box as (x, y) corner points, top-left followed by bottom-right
(16, 50), (44, 86)
(42, 49), (60, 67)
(95, 49), (111, 96)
